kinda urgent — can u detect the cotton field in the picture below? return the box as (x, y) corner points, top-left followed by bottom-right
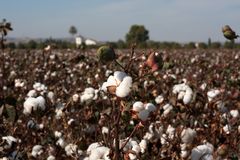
(0, 48), (240, 159)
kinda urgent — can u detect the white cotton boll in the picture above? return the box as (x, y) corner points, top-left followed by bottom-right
(181, 128), (197, 144)
(160, 134), (167, 145)
(55, 109), (63, 119)
(207, 89), (220, 102)
(163, 104), (173, 116)
(115, 76), (132, 98)
(47, 91), (55, 103)
(230, 110), (239, 118)
(178, 91), (185, 100)
(138, 110), (149, 121)
(47, 155), (56, 160)
(101, 82), (109, 92)
(181, 150), (189, 158)
(200, 83), (207, 91)
(155, 95), (164, 104)
(166, 125), (175, 139)
(23, 97), (38, 115)
(89, 146), (110, 160)
(132, 101), (144, 112)
(145, 103), (156, 112)
(139, 139), (147, 153)
(183, 89), (193, 104)
(54, 131), (62, 138)
(191, 143), (214, 160)
(72, 94), (79, 102)
(238, 125), (240, 133)
(223, 124), (231, 134)
(132, 145), (141, 155)
(180, 143), (187, 151)
(105, 70), (113, 77)
(32, 145), (43, 158)
(143, 132), (154, 141)
(36, 96), (46, 110)
(56, 138), (66, 148)
(1, 157), (9, 160)
(87, 142), (101, 154)
(2, 136), (17, 149)
(27, 90), (37, 97)
(68, 119), (75, 125)
(65, 144), (78, 156)
(102, 126), (109, 134)
(129, 153), (137, 160)
(114, 71), (127, 85)
(143, 80), (148, 89)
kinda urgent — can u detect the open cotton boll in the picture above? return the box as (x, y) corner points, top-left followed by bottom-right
(129, 153), (137, 160)
(162, 104), (173, 116)
(72, 94), (79, 102)
(115, 76), (132, 98)
(230, 110), (239, 118)
(181, 150), (189, 158)
(54, 131), (62, 138)
(87, 142), (101, 154)
(105, 70), (112, 77)
(181, 128), (197, 144)
(223, 124), (231, 134)
(47, 91), (55, 103)
(155, 95), (164, 104)
(166, 125), (175, 139)
(47, 155), (56, 160)
(88, 146), (110, 160)
(56, 138), (66, 148)
(27, 90), (37, 97)
(145, 103), (156, 112)
(114, 71), (127, 85)
(178, 91), (185, 100)
(23, 97), (38, 114)
(65, 144), (78, 156)
(132, 101), (144, 112)
(35, 96), (46, 110)
(183, 88), (193, 104)
(32, 145), (43, 158)
(102, 126), (109, 134)
(191, 143), (214, 160)
(2, 136), (17, 149)
(139, 139), (147, 153)
(138, 110), (150, 121)
(207, 89), (220, 102)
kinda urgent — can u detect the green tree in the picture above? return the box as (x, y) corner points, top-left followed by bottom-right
(210, 42), (221, 49)
(69, 25), (77, 37)
(126, 25), (149, 47)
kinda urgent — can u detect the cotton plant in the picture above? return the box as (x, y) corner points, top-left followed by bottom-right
(85, 142), (110, 160)
(101, 71), (132, 98)
(131, 101), (156, 121)
(23, 96), (46, 115)
(80, 87), (99, 103)
(207, 89), (221, 102)
(2, 136), (18, 149)
(31, 145), (44, 158)
(191, 142), (214, 160)
(173, 82), (194, 105)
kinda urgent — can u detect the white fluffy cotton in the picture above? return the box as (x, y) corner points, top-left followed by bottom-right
(115, 76), (132, 98)
(31, 145), (43, 158)
(80, 87), (98, 103)
(230, 110), (239, 118)
(2, 136), (17, 149)
(101, 71), (132, 98)
(155, 95), (164, 104)
(181, 128), (197, 144)
(191, 143), (214, 160)
(132, 101), (144, 112)
(207, 89), (220, 102)
(173, 83), (193, 104)
(65, 143), (78, 156)
(23, 96), (46, 115)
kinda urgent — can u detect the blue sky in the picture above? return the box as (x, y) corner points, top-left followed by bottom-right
(1, 0), (240, 42)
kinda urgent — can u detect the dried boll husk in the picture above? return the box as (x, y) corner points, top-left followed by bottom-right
(146, 52), (163, 72)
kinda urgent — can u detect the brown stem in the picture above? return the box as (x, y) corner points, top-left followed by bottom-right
(114, 59), (125, 71)
(125, 44), (135, 72)
(113, 99), (121, 160)
(120, 123), (139, 150)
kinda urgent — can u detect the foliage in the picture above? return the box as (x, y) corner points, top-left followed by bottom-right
(69, 25), (77, 37)
(126, 24), (149, 47)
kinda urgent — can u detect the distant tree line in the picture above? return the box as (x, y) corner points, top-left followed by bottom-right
(5, 24), (240, 50)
